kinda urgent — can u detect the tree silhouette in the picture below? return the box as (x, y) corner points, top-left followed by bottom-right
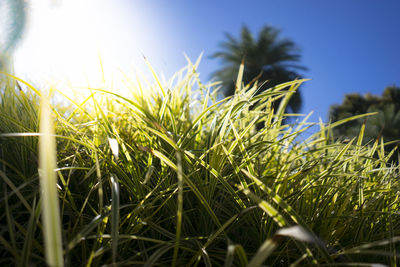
(329, 86), (400, 161)
(211, 25), (307, 113)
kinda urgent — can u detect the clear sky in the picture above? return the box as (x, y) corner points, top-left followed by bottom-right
(14, 0), (400, 122)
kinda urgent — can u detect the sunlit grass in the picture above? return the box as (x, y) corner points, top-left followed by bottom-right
(0, 59), (399, 266)
(38, 92), (64, 267)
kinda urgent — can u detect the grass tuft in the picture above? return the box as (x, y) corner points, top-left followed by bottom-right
(0, 60), (399, 266)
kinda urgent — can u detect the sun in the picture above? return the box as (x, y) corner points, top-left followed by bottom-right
(13, 0), (100, 86)
(13, 0), (165, 91)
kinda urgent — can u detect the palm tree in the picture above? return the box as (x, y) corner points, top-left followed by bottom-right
(211, 25), (307, 113)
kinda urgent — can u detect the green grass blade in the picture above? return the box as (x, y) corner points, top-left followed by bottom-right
(0, 170), (32, 213)
(20, 197), (37, 267)
(247, 238), (278, 267)
(172, 152), (183, 267)
(241, 187), (286, 227)
(0, 72), (42, 96)
(38, 94), (64, 267)
(224, 242), (248, 267)
(67, 212), (110, 251)
(235, 58), (245, 94)
(110, 174), (120, 264)
(143, 245), (174, 267)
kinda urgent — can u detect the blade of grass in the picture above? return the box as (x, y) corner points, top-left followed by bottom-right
(38, 93), (64, 267)
(235, 58), (245, 95)
(20, 197), (38, 267)
(110, 174), (120, 264)
(172, 151), (183, 267)
(224, 242), (248, 267)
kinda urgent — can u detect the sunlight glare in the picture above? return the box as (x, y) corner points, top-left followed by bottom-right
(14, 0), (165, 94)
(15, 0), (106, 87)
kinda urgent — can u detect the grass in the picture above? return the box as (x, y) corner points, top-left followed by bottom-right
(38, 91), (64, 267)
(0, 59), (399, 266)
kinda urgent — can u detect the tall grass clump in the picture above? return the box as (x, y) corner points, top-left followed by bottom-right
(0, 58), (399, 266)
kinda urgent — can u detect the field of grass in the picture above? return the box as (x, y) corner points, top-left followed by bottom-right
(0, 60), (399, 266)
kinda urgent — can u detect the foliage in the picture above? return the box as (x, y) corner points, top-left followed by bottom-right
(211, 25), (307, 113)
(0, 61), (399, 266)
(329, 86), (400, 161)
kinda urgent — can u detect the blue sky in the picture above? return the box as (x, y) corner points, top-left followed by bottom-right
(126, 0), (400, 121)
(15, 0), (400, 122)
